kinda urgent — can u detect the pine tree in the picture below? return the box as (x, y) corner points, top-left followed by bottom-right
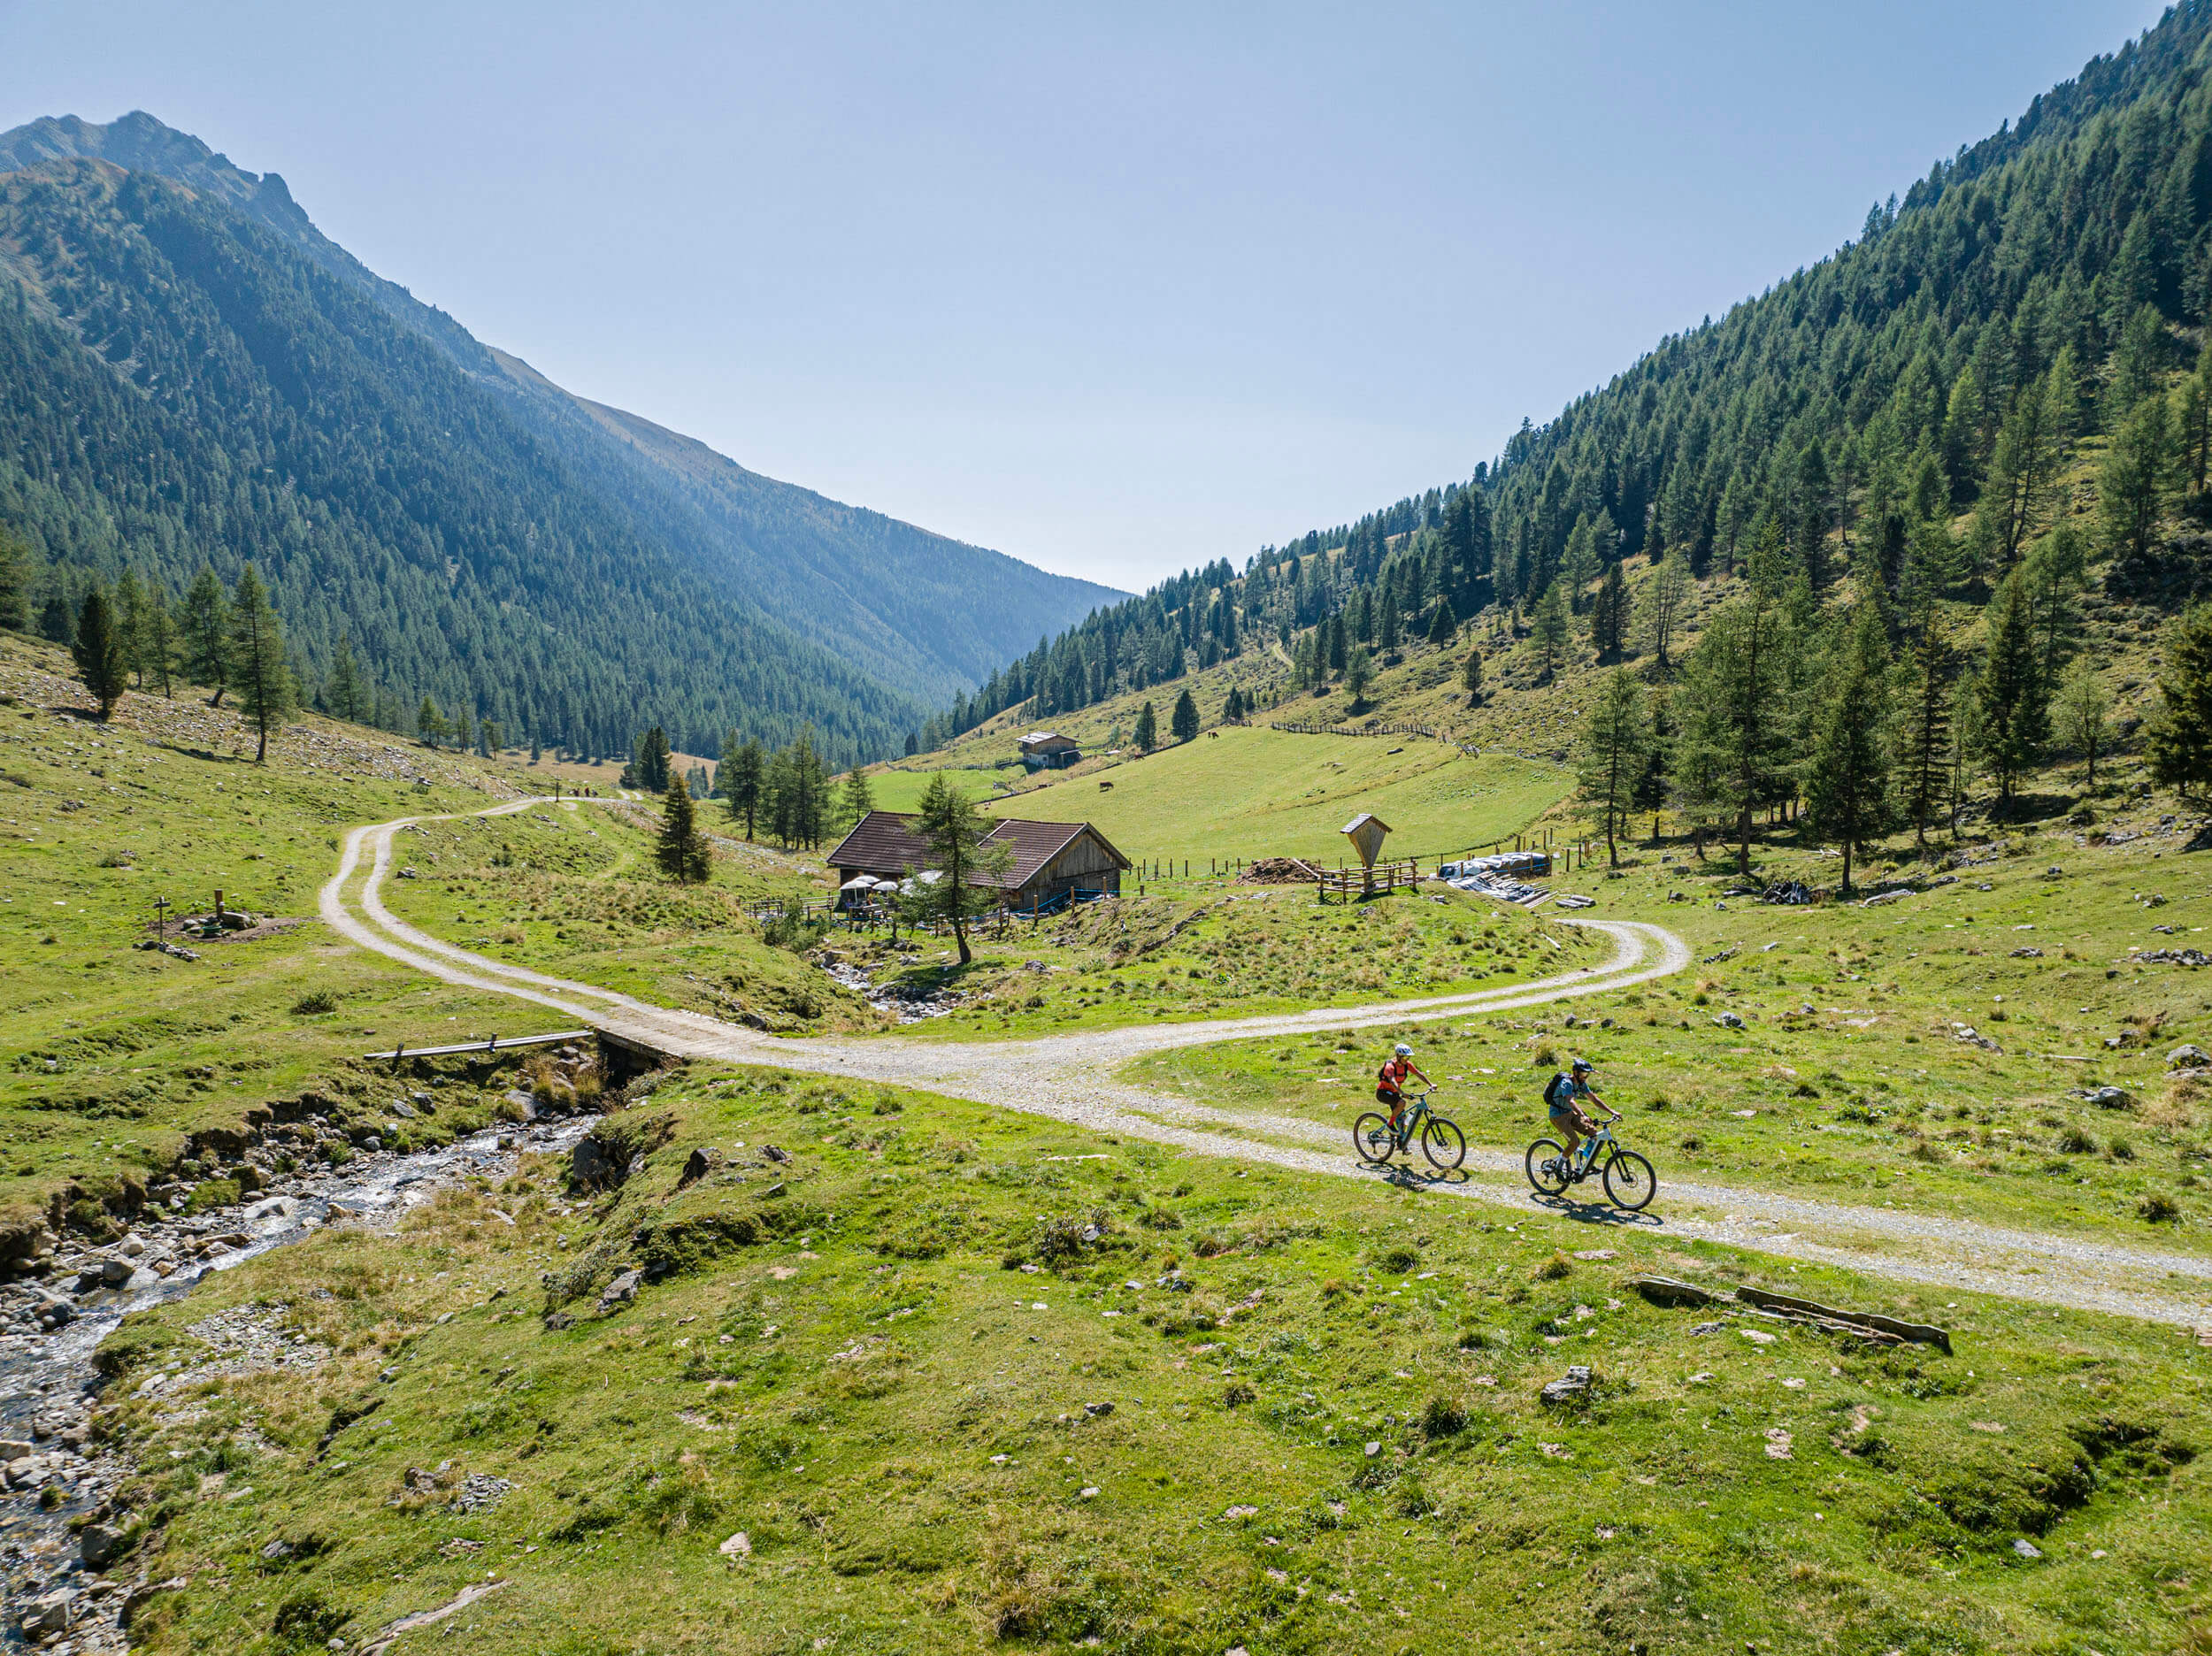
(2053, 662), (2110, 786)
(657, 772), (711, 883)
(1133, 701), (1158, 752)
(1425, 596), (1456, 646)
(1462, 648), (1484, 704)
(1591, 559), (1630, 659)
(1971, 570), (2047, 810)
(227, 564), (293, 763)
(1171, 687), (1200, 743)
(2148, 603), (2212, 801)
(634, 726), (673, 795)
(2021, 525), (2086, 687)
(1223, 685), (1246, 723)
(71, 585), (128, 719)
(1379, 595), (1400, 656)
(1804, 606), (1893, 893)
(723, 735), (765, 839)
(1576, 667), (1652, 865)
(1632, 684), (1674, 842)
(39, 594), (73, 645)
(907, 772), (1014, 965)
(417, 697), (449, 748)
(324, 633), (366, 722)
(1531, 581), (1570, 684)
(1326, 614), (1348, 675)
(181, 567), (229, 704)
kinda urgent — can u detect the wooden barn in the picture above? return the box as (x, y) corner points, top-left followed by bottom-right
(1018, 731), (1082, 770)
(827, 810), (1130, 911)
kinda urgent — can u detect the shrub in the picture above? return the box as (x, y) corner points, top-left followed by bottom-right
(1534, 1252), (1572, 1281)
(2055, 1125), (2095, 1154)
(1419, 1395), (1467, 1438)
(1375, 1244), (1420, 1274)
(1223, 1380), (1256, 1407)
(290, 990), (341, 1016)
(2140, 1192), (2182, 1223)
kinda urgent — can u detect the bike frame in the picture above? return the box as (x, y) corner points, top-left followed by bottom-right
(1387, 1089), (1440, 1149)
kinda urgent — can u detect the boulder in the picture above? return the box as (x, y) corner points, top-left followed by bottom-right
(677, 1147), (724, 1191)
(2170, 1045), (2212, 1070)
(1712, 1012), (1745, 1030)
(245, 1197), (298, 1222)
(1540, 1366), (1593, 1407)
(2084, 1086), (2135, 1110)
(597, 1268), (642, 1314)
(98, 1256), (134, 1287)
(21, 1589), (75, 1636)
(569, 1135), (627, 1192)
(79, 1523), (130, 1568)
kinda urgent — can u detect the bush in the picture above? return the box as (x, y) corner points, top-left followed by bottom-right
(290, 990), (341, 1016)
(1375, 1244), (1420, 1275)
(2055, 1125), (2095, 1154)
(1223, 1380), (1256, 1407)
(2140, 1192), (2182, 1223)
(1534, 1252), (1572, 1281)
(1419, 1395), (1467, 1438)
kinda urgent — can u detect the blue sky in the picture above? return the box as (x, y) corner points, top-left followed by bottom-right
(1, 1), (2170, 592)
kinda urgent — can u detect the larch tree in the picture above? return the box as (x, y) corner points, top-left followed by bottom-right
(1803, 606), (1893, 895)
(1462, 648), (1484, 704)
(1893, 589), (1955, 850)
(721, 732), (765, 839)
(1344, 645), (1374, 707)
(227, 564), (293, 763)
(1676, 525), (1793, 875)
(2053, 662), (2110, 786)
(324, 634), (365, 722)
(907, 772), (1013, 966)
(1590, 558), (1630, 660)
(1970, 571), (2047, 811)
(839, 765), (876, 830)
(2148, 604), (2212, 801)
(113, 568), (149, 688)
(2097, 391), (2175, 568)
(1531, 581), (1571, 684)
(181, 566), (229, 704)
(71, 585), (128, 719)
(1133, 701), (1158, 752)
(1640, 548), (1689, 671)
(416, 697), (449, 748)
(139, 586), (177, 698)
(1425, 596), (1457, 646)
(1575, 667), (1652, 866)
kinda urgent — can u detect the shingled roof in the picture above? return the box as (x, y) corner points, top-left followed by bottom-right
(826, 810), (1129, 891)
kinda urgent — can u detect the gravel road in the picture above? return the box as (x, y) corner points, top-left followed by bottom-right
(320, 802), (2212, 1331)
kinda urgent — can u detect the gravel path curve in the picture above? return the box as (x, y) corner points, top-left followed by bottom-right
(321, 802), (2212, 1331)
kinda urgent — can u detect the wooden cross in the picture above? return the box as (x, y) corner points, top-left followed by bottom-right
(152, 895), (172, 942)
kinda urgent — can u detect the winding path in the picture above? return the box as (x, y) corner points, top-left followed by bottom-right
(321, 801), (2212, 1331)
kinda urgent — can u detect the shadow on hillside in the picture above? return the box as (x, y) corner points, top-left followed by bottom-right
(1371, 1163), (1472, 1192)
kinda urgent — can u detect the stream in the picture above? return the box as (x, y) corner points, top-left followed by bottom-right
(1, 1113), (592, 1651)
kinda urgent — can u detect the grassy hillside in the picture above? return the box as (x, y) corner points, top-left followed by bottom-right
(99, 1062), (2212, 1656)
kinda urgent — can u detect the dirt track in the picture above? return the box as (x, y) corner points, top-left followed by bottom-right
(321, 801), (2212, 1331)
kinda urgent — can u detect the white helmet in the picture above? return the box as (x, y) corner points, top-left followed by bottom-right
(1394, 1043), (1413, 1057)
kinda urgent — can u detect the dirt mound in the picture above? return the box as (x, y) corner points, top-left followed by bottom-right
(1240, 857), (1324, 885)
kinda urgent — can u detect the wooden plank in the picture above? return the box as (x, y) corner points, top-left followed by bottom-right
(365, 1030), (595, 1061)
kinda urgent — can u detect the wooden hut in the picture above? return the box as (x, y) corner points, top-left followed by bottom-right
(826, 810), (1130, 911)
(1018, 731), (1082, 770)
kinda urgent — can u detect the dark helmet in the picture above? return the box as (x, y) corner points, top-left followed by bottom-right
(1570, 1057), (1594, 1075)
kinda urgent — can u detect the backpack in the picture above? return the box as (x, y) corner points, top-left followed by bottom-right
(1543, 1071), (1572, 1109)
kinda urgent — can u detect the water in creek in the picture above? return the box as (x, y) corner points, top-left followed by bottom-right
(1, 1114), (591, 1651)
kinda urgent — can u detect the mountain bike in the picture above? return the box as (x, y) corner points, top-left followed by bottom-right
(1525, 1116), (1656, 1210)
(1355, 1088), (1467, 1172)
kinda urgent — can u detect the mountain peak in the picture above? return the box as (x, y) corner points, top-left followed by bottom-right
(0, 111), (309, 232)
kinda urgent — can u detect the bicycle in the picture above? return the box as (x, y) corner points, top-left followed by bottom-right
(1355, 1088), (1467, 1172)
(1524, 1116), (1657, 1211)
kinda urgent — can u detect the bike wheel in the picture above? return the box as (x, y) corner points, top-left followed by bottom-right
(1602, 1150), (1657, 1211)
(1525, 1138), (1571, 1196)
(1354, 1113), (1398, 1164)
(1422, 1116), (1467, 1171)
